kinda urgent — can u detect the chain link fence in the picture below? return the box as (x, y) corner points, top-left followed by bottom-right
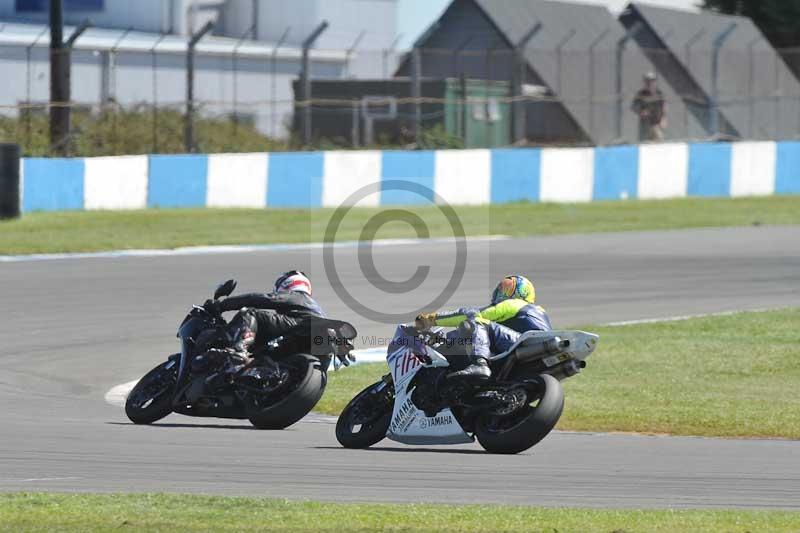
(2, 38), (800, 156)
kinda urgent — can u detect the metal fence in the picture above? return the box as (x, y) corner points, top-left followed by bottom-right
(3, 38), (800, 156)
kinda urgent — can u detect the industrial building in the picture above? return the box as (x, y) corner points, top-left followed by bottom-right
(0, 0), (399, 139)
(396, 0), (704, 145)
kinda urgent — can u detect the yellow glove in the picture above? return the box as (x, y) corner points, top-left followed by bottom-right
(415, 312), (438, 330)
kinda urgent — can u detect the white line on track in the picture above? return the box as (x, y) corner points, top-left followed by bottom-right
(1, 235), (508, 263)
(104, 380), (139, 408)
(0, 477), (83, 483)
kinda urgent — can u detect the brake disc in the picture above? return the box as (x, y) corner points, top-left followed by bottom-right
(488, 387), (529, 416)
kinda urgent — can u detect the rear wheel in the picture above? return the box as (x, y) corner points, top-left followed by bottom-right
(125, 360), (178, 425)
(244, 354), (325, 430)
(336, 380), (394, 449)
(475, 373), (564, 454)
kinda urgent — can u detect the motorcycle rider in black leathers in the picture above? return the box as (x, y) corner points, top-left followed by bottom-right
(205, 271), (325, 365)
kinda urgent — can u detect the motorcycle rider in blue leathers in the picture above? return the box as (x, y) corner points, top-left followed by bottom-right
(416, 275), (552, 379)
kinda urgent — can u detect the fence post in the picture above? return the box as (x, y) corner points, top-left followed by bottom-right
(109, 27), (133, 102)
(710, 23), (737, 138)
(233, 24), (256, 140)
(616, 21), (643, 142)
(25, 27), (48, 152)
(270, 27), (291, 139)
(452, 36), (474, 145)
(588, 29), (609, 139)
(0, 144), (21, 219)
(411, 47), (422, 141)
(49, 0), (66, 155)
(109, 27), (133, 154)
(49, 0), (90, 156)
(345, 31), (366, 78)
(683, 28), (706, 137)
(185, 21), (214, 154)
(774, 49), (781, 139)
(513, 22), (542, 144)
(150, 33), (167, 153)
(351, 100), (360, 147)
(251, 0), (260, 40)
(460, 73), (467, 140)
(301, 21), (329, 147)
(555, 29), (576, 95)
(383, 34), (402, 78)
(746, 36), (762, 139)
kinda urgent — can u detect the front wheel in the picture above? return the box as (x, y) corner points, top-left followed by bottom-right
(336, 380), (394, 449)
(475, 373), (564, 454)
(244, 354), (325, 430)
(125, 360), (178, 425)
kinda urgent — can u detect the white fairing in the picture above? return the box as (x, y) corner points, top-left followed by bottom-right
(385, 328), (474, 445)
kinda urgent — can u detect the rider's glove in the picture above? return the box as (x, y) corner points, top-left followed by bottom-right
(415, 312), (437, 330)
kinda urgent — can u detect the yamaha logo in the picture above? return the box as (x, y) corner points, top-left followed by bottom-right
(420, 414), (454, 429)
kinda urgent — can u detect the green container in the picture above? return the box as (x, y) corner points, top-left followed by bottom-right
(444, 78), (512, 148)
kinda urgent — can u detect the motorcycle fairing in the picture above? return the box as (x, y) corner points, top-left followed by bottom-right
(385, 327), (473, 445)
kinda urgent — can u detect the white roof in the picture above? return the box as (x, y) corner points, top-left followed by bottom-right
(0, 22), (347, 62)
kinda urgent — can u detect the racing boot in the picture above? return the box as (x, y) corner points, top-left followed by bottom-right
(448, 356), (491, 380)
(225, 309), (258, 371)
(447, 319), (492, 380)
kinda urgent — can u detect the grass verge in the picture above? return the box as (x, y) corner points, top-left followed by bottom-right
(317, 308), (800, 439)
(2, 196), (799, 255)
(2, 493), (799, 532)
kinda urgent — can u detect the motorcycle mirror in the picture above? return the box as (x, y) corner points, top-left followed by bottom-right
(213, 279), (237, 300)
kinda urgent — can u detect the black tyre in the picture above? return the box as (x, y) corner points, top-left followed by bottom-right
(475, 373), (564, 455)
(245, 354), (325, 430)
(336, 380), (394, 449)
(125, 360), (178, 425)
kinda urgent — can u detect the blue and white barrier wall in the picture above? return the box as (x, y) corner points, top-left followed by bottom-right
(18, 142), (800, 212)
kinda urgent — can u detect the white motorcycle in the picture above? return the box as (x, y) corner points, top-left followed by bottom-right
(336, 324), (598, 454)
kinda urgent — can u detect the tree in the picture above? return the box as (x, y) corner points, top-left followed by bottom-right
(703, 0), (800, 48)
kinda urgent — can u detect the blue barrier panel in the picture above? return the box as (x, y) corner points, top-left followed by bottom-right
(490, 149), (540, 203)
(22, 158), (85, 212)
(593, 145), (639, 200)
(775, 141), (800, 195)
(380, 151), (435, 205)
(148, 155), (208, 208)
(267, 152), (324, 208)
(687, 143), (732, 197)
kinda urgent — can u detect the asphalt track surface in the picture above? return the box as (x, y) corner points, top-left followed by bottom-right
(1, 226), (798, 509)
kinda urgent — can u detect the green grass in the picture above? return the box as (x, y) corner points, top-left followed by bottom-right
(319, 308), (800, 439)
(2, 196), (799, 255)
(1, 493), (798, 532)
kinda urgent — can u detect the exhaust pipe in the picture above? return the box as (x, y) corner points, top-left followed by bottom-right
(515, 337), (570, 364)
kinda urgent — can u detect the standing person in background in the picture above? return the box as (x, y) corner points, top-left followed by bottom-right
(632, 72), (667, 141)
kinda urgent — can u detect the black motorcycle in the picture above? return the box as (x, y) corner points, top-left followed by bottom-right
(125, 280), (357, 429)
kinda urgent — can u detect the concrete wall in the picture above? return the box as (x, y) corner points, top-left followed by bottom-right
(18, 142), (800, 212)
